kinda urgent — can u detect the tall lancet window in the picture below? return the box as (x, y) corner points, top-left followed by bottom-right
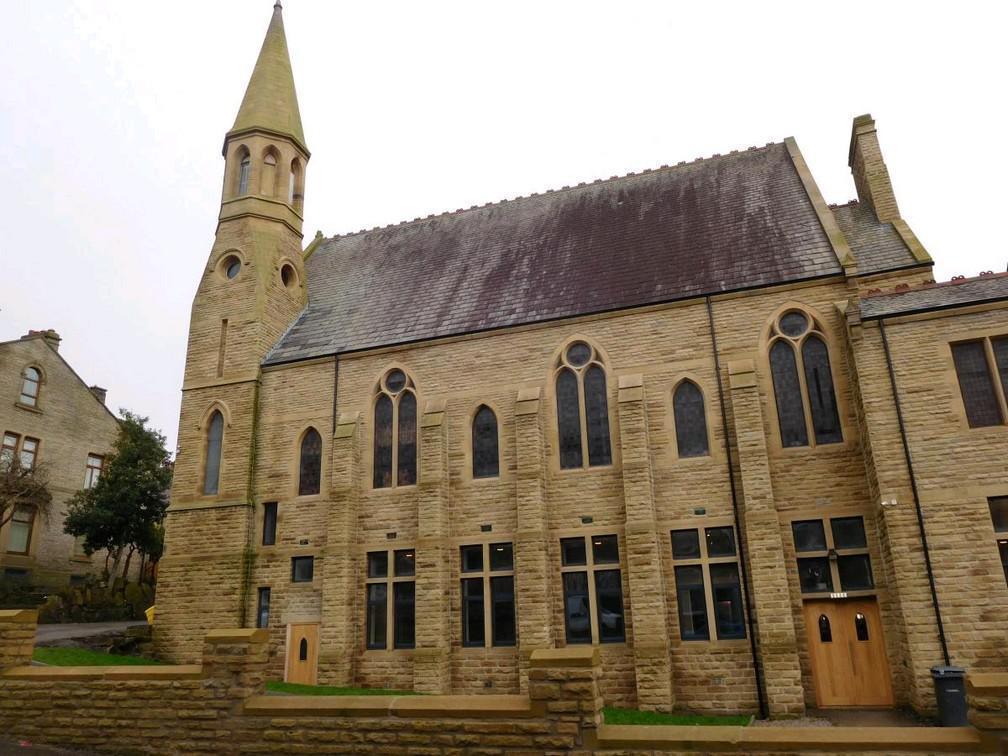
(373, 369), (418, 488)
(203, 410), (224, 495)
(555, 341), (612, 469)
(472, 405), (499, 479)
(298, 428), (322, 496)
(237, 151), (251, 195)
(261, 150), (278, 196)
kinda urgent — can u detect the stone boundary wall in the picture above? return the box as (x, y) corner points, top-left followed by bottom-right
(0, 610), (1001, 754)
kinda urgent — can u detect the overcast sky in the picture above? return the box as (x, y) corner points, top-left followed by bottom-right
(2, 1), (1006, 452)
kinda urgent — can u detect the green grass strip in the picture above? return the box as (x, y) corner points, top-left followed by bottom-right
(603, 707), (751, 726)
(32, 647), (162, 667)
(265, 680), (419, 696)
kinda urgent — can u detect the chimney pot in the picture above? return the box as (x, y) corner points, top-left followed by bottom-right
(89, 386), (107, 405)
(22, 329), (61, 352)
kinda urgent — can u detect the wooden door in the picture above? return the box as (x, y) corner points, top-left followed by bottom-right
(803, 598), (893, 708)
(285, 623), (319, 686)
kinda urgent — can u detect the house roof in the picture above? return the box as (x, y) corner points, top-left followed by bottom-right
(860, 272), (1008, 319)
(265, 142), (849, 365)
(831, 200), (918, 275)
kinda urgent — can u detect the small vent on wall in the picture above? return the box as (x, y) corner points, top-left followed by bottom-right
(480, 524), (492, 533)
(386, 532), (397, 540)
(693, 508), (706, 516)
(580, 516), (593, 524)
(298, 538), (310, 546)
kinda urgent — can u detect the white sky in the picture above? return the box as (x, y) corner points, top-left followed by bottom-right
(2, 1), (1006, 453)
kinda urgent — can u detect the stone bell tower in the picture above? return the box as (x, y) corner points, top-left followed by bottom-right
(156, 1), (309, 661)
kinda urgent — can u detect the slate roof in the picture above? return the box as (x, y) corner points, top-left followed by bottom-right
(264, 143), (843, 365)
(831, 201), (917, 275)
(860, 273), (1008, 319)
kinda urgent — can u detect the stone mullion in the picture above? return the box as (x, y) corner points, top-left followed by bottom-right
(727, 359), (805, 718)
(318, 412), (360, 685)
(514, 387), (554, 692)
(413, 400), (450, 693)
(616, 374), (674, 712)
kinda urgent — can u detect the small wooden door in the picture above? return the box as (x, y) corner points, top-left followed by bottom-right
(285, 623), (319, 685)
(803, 598), (893, 708)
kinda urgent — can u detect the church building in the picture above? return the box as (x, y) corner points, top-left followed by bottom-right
(156, 3), (1008, 717)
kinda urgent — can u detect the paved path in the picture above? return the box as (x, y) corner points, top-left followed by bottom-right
(35, 621), (145, 644)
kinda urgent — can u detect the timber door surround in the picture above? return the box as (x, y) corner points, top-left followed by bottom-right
(285, 622), (319, 685)
(803, 598), (893, 708)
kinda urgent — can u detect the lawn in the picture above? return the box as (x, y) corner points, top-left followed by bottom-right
(32, 647), (163, 667)
(602, 707), (751, 726)
(266, 680), (419, 696)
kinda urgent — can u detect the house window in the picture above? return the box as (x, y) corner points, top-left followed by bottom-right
(989, 497), (1008, 586)
(559, 534), (625, 644)
(373, 369), (417, 488)
(1, 433), (19, 468)
(365, 548), (415, 649)
(7, 506), (35, 554)
(298, 428), (322, 496)
(673, 380), (710, 458)
(256, 587), (271, 628)
(555, 341), (612, 469)
(768, 311), (842, 448)
(472, 405), (500, 478)
(291, 556), (314, 583)
(459, 542), (516, 647)
(262, 502), (278, 546)
(951, 337), (1008, 428)
(670, 525), (746, 641)
(84, 454), (104, 489)
(19, 438), (38, 469)
(792, 515), (873, 593)
(19, 367), (41, 407)
(203, 410), (224, 495)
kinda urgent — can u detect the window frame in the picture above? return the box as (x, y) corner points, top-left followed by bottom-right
(1, 432), (21, 469)
(7, 505), (36, 555)
(554, 341), (614, 471)
(19, 366), (42, 408)
(256, 587), (271, 629)
(202, 409), (225, 496)
(470, 404), (501, 480)
(671, 378), (711, 459)
(457, 541), (516, 649)
(365, 547), (416, 651)
(789, 514), (875, 596)
(297, 427), (323, 497)
(19, 437), (39, 469)
(558, 533), (626, 645)
(262, 502), (278, 547)
(950, 336), (1008, 429)
(372, 369), (419, 489)
(988, 497), (1008, 587)
(84, 454), (104, 489)
(290, 556), (314, 583)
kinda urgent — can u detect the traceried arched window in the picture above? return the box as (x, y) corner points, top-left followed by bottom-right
(298, 427), (322, 496)
(673, 380), (709, 458)
(373, 369), (417, 488)
(472, 405), (499, 478)
(19, 367), (41, 407)
(236, 149), (251, 195)
(555, 341), (612, 469)
(203, 410), (224, 495)
(768, 311), (842, 448)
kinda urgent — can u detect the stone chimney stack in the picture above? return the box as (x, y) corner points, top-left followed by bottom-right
(89, 386), (107, 405)
(22, 329), (61, 352)
(848, 114), (900, 223)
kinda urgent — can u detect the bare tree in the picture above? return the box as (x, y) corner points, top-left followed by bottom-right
(0, 459), (53, 531)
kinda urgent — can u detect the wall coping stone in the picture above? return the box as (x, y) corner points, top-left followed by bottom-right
(1, 665), (203, 682)
(0, 609), (38, 625)
(529, 646), (598, 668)
(204, 628), (269, 644)
(243, 693), (534, 719)
(967, 672), (1008, 697)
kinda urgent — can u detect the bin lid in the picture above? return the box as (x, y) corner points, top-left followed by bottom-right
(930, 665), (966, 677)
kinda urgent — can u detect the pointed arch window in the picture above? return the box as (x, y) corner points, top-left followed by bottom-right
(237, 151), (251, 195)
(203, 410), (224, 495)
(472, 405), (499, 479)
(289, 158), (303, 209)
(298, 428), (322, 496)
(373, 369), (418, 488)
(555, 341), (611, 469)
(768, 311), (842, 448)
(19, 367), (41, 407)
(673, 380), (710, 458)
(261, 151), (278, 196)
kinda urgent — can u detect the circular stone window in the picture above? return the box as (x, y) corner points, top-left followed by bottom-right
(281, 263), (296, 288)
(384, 369), (407, 394)
(565, 342), (592, 367)
(222, 255), (241, 280)
(778, 311), (809, 338)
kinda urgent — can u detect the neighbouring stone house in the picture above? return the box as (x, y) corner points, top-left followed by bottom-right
(0, 330), (119, 586)
(155, 3), (1008, 718)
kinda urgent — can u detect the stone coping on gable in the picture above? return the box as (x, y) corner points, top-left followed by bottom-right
(243, 693), (535, 719)
(1, 665), (203, 682)
(204, 628), (269, 644)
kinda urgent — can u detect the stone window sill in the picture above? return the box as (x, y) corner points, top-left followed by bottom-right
(14, 401), (42, 415)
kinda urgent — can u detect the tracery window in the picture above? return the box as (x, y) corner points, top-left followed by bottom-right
(472, 405), (499, 478)
(673, 380), (710, 458)
(19, 367), (41, 407)
(373, 369), (417, 488)
(951, 336), (1008, 428)
(555, 341), (612, 469)
(298, 427), (322, 496)
(203, 410), (224, 495)
(768, 311), (842, 448)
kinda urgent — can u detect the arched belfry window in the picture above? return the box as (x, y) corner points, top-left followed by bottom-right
(203, 410), (224, 495)
(373, 369), (417, 488)
(289, 158), (303, 209)
(673, 380), (709, 458)
(298, 428), (322, 496)
(472, 405), (499, 478)
(555, 341), (612, 469)
(261, 150), (278, 197)
(19, 367), (41, 407)
(236, 149), (251, 195)
(768, 311), (842, 448)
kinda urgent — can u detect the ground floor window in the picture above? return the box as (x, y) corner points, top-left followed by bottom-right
(670, 525), (746, 641)
(291, 556), (314, 583)
(989, 497), (1008, 586)
(7, 505), (34, 554)
(256, 587), (271, 628)
(460, 542), (516, 647)
(366, 548), (415, 649)
(559, 534), (625, 644)
(791, 515), (873, 594)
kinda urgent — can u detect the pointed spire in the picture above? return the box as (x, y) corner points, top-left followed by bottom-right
(228, 2), (306, 151)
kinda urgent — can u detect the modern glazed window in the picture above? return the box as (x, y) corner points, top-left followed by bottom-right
(459, 542), (516, 647)
(951, 337), (1008, 428)
(792, 515), (874, 594)
(670, 525), (746, 641)
(555, 341), (612, 469)
(988, 497), (1008, 586)
(768, 311), (842, 448)
(373, 369), (418, 488)
(366, 548), (416, 650)
(559, 534), (625, 644)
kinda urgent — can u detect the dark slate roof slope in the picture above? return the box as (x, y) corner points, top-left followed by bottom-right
(264, 143), (840, 365)
(860, 273), (1008, 319)
(831, 201), (918, 274)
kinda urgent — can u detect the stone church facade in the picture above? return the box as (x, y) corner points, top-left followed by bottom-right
(156, 4), (1008, 717)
